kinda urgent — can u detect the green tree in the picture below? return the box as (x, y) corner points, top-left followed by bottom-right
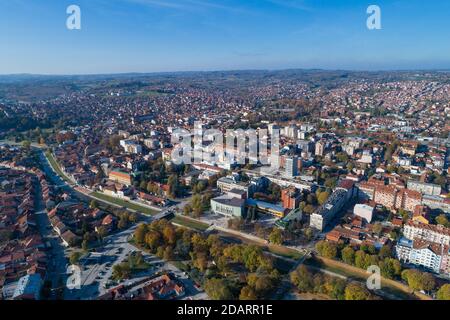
(89, 200), (98, 209)
(341, 246), (355, 265)
(315, 241), (337, 259)
(317, 191), (330, 205)
(402, 269), (435, 292)
(134, 223), (147, 244)
(167, 174), (180, 198)
(268, 228), (283, 245)
(204, 278), (234, 300)
(344, 283), (371, 300)
(435, 214), (449, 227)
(290, 265), (313, 293)
(81, 239), (89, 252)
(69, 251), (82, 265)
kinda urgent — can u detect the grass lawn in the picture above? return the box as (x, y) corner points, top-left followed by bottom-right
(171, 216), (210, 231)
(91, 192), (158, 216)
(45, 152), (72, 183)
(268, 245), (304, 260)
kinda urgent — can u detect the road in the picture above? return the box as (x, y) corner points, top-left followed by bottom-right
(33, 176), (69, 299)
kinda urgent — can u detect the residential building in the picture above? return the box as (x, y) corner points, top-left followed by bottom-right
(108, 170), (132, 186)
(403, 220), (450, 245)
(407, 180), (442, 196)
(281, 187), (301, 210)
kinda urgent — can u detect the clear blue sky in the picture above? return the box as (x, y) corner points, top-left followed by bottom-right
(1, 0), (450, 74)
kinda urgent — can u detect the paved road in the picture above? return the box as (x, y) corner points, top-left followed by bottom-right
(33, 178), (68, 299)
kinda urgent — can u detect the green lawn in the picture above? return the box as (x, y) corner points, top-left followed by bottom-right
(268, 245), (304, 260)
(45, 152), (73, 183)
(91, 192), (158, 216)
(171, 216), (210, 231)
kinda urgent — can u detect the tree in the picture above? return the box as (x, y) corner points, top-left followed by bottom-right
(167, 174), (180, 198)
(436, 284), (450, 300)
(118, 217), (128, 229)
(341, 246), (355, 265)
(435, 214), (449, 227)
(163, 246), (173, 261)
(240, 285), (257, 300)
(22, 140), (31, 151)
(69, 251), (82, 265)
(378, 245), (392, 259)
(420, 272), (436, 292)
(317, 191), (330, 205)
(82, 239), (89, 252)
(268, 228), (283, 245)
(315, 241), (337, 259)
(380, 258), (402, 279)
(96, 226), (108, 240)
(354, 250), (371, 270)
(112, 264), (131, 280)
(204, 278), (234, 300)
(183, 204), (192, 216)
(290, 265), (313, 293)
(163, 225), (177, 245)
(344, 283), (371, 300)
(191, 194), (204, 217)
(145, 231), (161, 251)
(134, 223), (147, 244)
(402, 269), (435, 292)
(372, 222), (383, 236)
(89, 200), (98, 209)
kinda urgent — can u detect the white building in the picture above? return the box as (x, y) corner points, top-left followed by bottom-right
(353, 204), (374, 223)
(403, 221), (450, 246)
(407, 180), (442, 196)
(396, 237), (449, 275)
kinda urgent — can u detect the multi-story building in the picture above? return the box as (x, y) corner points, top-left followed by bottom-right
(210, 196), (245, 218)
(365, 183), (422, 212)
(407, 180), (442, 196)
(403, 220), (450, 246)
(217, 176), (253, 198)
(396, 237), (449, 275)
(285, 156), (298, 178)
(310, 188), (348, 231)
(108, 170), (133, 186)
(281, 187), (301, 210)
(315, 141), (325, 156)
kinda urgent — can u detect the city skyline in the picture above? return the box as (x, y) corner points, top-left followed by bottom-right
(2, 0), (450, 74)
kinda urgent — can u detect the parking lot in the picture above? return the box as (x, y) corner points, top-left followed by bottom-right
(64, 225), (207, 300)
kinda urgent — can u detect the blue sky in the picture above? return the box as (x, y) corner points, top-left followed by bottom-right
(1, 0), (450, 74)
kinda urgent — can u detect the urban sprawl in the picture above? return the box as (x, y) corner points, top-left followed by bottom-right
(0, 70), (449, 300)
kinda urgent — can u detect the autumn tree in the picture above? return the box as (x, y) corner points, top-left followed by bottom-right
(204, 278), (234, 300)
(437, 284), (450, 300)
(268, 228), (283, 245)
(344, 283), (371, 300)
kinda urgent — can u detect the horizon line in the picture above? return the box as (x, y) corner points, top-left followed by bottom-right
(2, 67), (450, 78)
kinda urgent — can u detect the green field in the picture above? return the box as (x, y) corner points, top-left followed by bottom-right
(91, 192), (158, 216)
(171, 216), (210, 231)
(268, 245), (304, 260)
(45, 152), (73, 183)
